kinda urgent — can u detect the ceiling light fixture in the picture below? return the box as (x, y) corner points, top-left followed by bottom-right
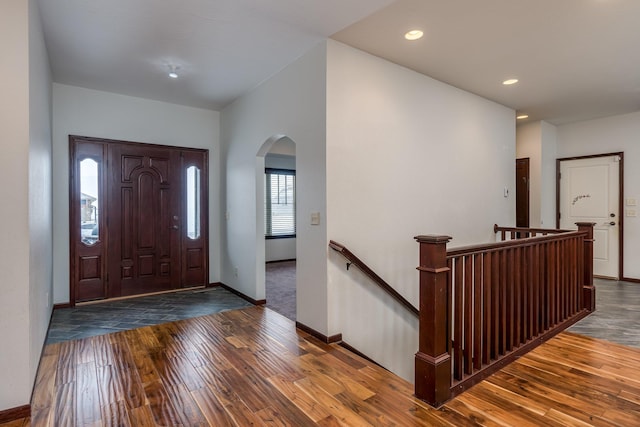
(516, 114), (529, 120)
(503, 78), (519, 85)
(168, 65), (180, 79)
(404, 30), (424, 41)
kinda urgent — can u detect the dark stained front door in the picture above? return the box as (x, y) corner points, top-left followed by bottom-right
(107, 143), (181, 297)
(70, 136), (208, 303)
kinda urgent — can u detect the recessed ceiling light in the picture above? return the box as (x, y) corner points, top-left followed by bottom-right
(503, 78), (519, 85)
(404, 30), (424, 41)
(168, 64), (180, 79)
(517, 114), (529, 120)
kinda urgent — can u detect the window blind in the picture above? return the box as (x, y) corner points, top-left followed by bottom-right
(265, 168), (296, 238)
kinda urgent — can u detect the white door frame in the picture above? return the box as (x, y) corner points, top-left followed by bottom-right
(556, 152), (624, 279)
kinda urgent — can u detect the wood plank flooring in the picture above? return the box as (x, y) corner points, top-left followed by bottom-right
(4, 306), (640, 426)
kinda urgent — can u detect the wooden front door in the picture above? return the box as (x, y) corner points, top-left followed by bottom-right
(108, 143), (181, 297)
(70, 136), (208, 303)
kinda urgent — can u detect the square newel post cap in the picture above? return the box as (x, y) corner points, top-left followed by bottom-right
(575, 222), (596, 227)
(414, 235), (452, 244)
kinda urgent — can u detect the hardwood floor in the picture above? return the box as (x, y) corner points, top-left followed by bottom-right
(4, 306), (640, 426)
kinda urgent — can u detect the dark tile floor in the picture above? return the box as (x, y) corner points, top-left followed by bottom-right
(569, 278), (640, 348)
(46, 287), (251, 344)
(47, 276), (638, 349)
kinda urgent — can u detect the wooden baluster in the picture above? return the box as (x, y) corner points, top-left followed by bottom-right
(454, 259), (463, 380)
(464, 255), (473, 375)
(414, 235), (452, 407)
(576, 222), (595, 311)
(491, 252), (500, 359)
(482, 252), (492, 365)
(499, 250), (507, 355)
(473, 254), (483, 372)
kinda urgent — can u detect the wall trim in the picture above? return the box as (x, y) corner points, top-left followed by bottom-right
(621, 277), (640, 284)
(53, 302), (72, 309)
(218, 283), (266, 306)
(0, 404), (30, 424)
(295, 321), (342, 344)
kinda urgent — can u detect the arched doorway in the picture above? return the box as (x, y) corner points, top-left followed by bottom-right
(256, 136), (297, 320)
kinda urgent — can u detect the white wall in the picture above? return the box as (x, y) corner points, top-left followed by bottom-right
(516, 120), (557, 228)
(0, 0), (52, 412)
(516, 123), (542, 227)
(326, 40), (515, 381)
(221, 43), (327, 332)
(265, 152), (296, 262)
(557, 111), (640, 280)
(540, 121), (557, 227)
(28, 0), (53, 390)
(52, 84), (220, 303)
(0, 0), (32, 412)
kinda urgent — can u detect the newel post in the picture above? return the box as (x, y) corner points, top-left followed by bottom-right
(414, 235), (452, 407)
(576, 222), (596, 311)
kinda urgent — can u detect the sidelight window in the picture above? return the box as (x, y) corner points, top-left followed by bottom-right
(80, 158), (100, 245)
(186, 165), (201, 239)
(265, 168), (296, 238)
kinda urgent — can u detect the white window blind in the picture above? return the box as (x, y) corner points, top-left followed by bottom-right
(265, 169), (296, 238)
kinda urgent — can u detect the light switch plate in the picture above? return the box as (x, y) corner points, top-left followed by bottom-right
(311, 212), (320, 225)
(626, 198), (637, 206)
(626, 209), (637, 217)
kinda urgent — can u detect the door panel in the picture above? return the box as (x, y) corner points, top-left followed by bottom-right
(181, 150), (208, 287)
(70, 136), (208, 303)
(108, 144), (181, 297)
(559, 155), (621, 278)
(71, 139), (108, 302)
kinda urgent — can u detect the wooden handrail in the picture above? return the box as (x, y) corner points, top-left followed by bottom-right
(414, 223), (595, 407)
(329, 240), (419, 317)
(493, 224), (569, 240)
(449, 229), (587, 257)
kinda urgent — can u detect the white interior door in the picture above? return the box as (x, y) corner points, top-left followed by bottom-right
(559, 155), (620, 279)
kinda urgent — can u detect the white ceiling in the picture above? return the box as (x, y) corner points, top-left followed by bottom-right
(37, 0), (394, 110)
(38, 0), (640, 125)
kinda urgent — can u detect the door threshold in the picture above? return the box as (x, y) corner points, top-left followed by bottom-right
(76, 286), (206, 306)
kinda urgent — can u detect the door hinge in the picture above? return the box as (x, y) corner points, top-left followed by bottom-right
(558, 172), (561, 180)
(558, 212), (561, 220)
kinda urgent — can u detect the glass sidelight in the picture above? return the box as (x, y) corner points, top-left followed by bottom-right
(80, 158), (100, 245)
(186, 165), (201, 239)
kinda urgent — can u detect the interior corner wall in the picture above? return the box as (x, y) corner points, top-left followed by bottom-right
(52, 84), (221, 304)
(516, 120), (558, 228)
(0, 0), (33, 412)
(28, 0), (53, 387)
(539, 121), (557, 227)
(325, 40), (515, 382)
(220, 42), (328, 334)
(516, 122), (542, 227)
(557, 111), (640, 280)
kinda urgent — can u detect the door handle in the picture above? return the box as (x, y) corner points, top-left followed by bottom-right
(170, 225), (179, 230)
(608, 221), (616, 226)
